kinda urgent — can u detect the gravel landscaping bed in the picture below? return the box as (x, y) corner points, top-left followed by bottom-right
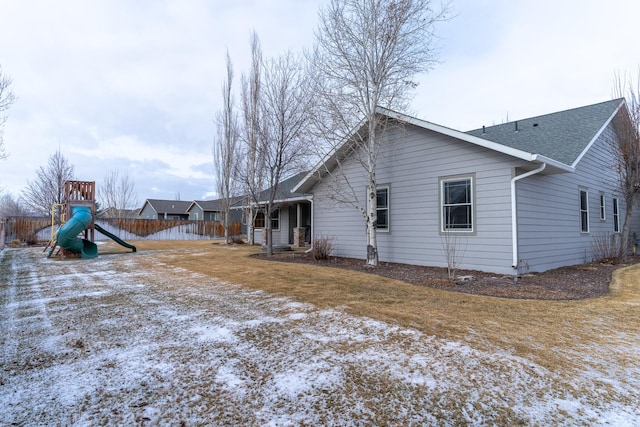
(256, 252), (640, 300)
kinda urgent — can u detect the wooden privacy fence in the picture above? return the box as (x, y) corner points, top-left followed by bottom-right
(2, 217), (243, 242)
(3, 217), (50, 244)
(101, 218), (243, 238)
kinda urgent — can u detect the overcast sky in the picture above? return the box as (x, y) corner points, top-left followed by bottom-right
(1, 0), (639, 205)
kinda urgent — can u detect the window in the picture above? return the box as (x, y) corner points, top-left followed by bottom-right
(254, 211), (265, 228)
(599, 193), (606, 220)
(253, 209), (279, 229)
(271, 209), (280, 231)
(613, 197), (620, 233)
(376, 186), (389, 231)
(441, 177), (473, 232)
(580, 189), (589, 233)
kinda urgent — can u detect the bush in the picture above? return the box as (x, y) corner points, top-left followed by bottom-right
(590, 233), (620, 264)
(313, 235), (334, 260)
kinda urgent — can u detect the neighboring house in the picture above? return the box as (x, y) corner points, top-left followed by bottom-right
(187, 198), (246, 235)
(236, 171), (312, 247)
(187, 197), (244, 222)
(188, 200), (223, 221)
(138, 199), (192, 220)
(293, 99), (639, 274)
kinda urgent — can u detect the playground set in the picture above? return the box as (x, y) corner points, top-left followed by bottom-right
(45, 180), (136, 258)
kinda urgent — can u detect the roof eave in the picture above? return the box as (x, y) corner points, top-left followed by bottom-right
(232, 195), (312, 209)
(293, 106), (579, 194)
(570, 99), (625, 168)
(292, 117), (369, 194)
(531, 154), (574, 173)
(379, 106), (550, 163)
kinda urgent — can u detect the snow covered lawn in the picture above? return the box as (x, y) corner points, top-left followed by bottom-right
(1, 246), (639, 425)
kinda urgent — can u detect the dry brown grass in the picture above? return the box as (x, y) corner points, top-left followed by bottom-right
(102, 240), (640, 393)
(5, 240), (637, 423)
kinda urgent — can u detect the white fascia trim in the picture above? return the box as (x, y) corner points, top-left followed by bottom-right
(380, 107), (555, 164)
(292, 117), (368, 194)
(244, 195), (313, 208)
(293, 107), (576, 193)
(531, 154), (574, 173)
(571, 100), (624, 168)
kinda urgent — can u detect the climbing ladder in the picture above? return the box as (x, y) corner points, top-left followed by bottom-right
(44, 203), (65, 257)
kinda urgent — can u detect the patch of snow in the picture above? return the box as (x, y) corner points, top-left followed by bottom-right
(1, 247), (639, 425)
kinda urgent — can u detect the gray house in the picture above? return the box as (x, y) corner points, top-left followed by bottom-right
(187, 198), (246, 235)
(293, 99), (638, 274)
(187, 200), (221, 221)
(138, 199), (192, 220)
(237, 171), (312, 247)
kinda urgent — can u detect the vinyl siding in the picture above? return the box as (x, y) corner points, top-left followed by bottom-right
(312, 124), (518, 274)
(516, 123), (633, 271)
(139, 204), (158, 219)
(189, 206), (203, 220)
(254, 208), (290, 246)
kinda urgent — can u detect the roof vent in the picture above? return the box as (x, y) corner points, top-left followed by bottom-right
(533, 123), (539, 127)
(515, 121), (519, 132)
(482, 125), (486, 134)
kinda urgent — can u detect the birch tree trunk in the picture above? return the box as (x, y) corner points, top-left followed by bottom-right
(366, 117), (378, 266)
(310, 0), (449, 267)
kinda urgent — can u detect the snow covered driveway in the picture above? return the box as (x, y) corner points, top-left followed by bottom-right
(1, 247), (639, 426)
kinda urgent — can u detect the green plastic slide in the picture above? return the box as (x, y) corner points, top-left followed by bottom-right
(56, 206), (98, 258)
(94, 224), (136, 252)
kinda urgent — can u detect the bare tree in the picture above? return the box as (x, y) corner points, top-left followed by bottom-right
(21, 149), (75, 216)
(0, 193), (30, 217)
(311, 0), (450, 266)
(98, 169), (138, 218)
(259, 51), (312, 255)
(213, 50), (240, 244)
(0, 66), (17, 161)
(610, 69), (640, 259)
(239, 31), (265, 245)
(441, 231), (467, 280)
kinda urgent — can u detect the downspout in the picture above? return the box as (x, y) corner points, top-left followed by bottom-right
(511, 163), (547, 274)
(305, 197), (314, 254)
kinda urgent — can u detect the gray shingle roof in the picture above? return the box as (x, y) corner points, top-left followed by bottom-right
(191, 196), (244, 211)
(255, 171), (310, 204)
(144, 199), (192, 214)
(466, 99), (624, 166)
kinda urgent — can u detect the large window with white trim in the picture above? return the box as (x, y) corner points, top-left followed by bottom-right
(579, 189), (589, 233)
(441, 176), (474, 232)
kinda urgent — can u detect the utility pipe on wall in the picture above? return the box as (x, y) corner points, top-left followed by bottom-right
(511, 163), (547, 270)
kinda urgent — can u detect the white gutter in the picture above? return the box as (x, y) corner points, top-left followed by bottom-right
(511, 163), (547, 270)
